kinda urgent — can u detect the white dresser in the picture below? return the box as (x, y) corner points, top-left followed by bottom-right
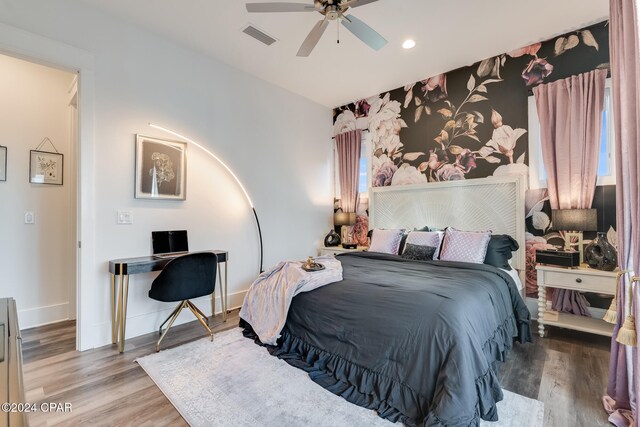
(536, 264), (617, 338)
(0, 298), (27, 427)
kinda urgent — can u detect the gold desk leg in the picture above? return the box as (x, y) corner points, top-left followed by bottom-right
(116, 269), (124, 352)
(111, 273), (117, 344)
(218, 265), (225, 321)
(223, 261), (228, 322)
(212, 267), (217, 319)
(119, 274), (130, 353)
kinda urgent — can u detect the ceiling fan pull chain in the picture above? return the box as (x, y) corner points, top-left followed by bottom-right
(337, 19), (340, 44)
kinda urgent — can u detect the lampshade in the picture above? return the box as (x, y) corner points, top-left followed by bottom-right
(334, 211), (356, 226)
(552, 209), (597, 232)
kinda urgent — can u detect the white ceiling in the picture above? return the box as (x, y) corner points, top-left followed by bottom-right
(77, 0), (608, 108)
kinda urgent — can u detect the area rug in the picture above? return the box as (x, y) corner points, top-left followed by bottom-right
(137, 328), (544, 427)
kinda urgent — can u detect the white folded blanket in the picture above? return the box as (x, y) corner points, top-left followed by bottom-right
(239, 256), (342, 345)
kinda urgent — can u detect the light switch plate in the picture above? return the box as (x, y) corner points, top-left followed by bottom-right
(24, 211), (35, 224)
(117, 210), (133, 225)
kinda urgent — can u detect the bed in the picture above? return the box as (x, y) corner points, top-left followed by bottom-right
(242, 176), (531, 426)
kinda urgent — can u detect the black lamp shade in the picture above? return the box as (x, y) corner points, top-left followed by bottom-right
(334, 212), (356, 226)
(552, 209), (597, 232)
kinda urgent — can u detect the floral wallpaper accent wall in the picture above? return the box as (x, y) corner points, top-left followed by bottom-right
(334, 22), (617, 300)
(333, 22), (609, 186)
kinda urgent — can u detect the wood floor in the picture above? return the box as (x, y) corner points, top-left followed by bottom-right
(21, 312), (612, 426)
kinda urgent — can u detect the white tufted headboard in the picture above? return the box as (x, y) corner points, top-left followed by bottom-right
(369, 176), (526, 274)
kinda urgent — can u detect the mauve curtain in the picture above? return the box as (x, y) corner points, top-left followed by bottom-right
(533, 68), (607, 315)
(336, 130), (362, 213)
(605, 1), (640, 426)
(533, 68), (607, 210)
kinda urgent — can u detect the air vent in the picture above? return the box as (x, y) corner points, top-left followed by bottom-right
(242, 25), (277, 46)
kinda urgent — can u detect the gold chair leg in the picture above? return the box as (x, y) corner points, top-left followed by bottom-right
(158, 303), (184, 335)
(187, 301), (214, 341)
(156, 301), (186, 352)
(189, 301), (209, 325)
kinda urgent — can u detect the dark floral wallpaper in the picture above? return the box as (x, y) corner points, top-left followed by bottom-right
(334, 21), (618, 300)
(333, 21), (609, 185)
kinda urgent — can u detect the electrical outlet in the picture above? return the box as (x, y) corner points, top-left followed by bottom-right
(117, 211), (133, 225)
(24, 211), (35, 224)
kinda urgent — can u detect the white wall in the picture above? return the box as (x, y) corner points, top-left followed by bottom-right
(0, 0), (333, 348)
(0, 54), (76, 328)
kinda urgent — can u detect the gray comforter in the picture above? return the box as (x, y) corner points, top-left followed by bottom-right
(265, 252), (531, 426)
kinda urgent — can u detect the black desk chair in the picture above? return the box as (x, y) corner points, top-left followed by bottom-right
(149, 252), (218, 352)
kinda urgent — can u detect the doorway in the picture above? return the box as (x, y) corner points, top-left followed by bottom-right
(0, 21), (97, 351)
(0, 53), (78, 337)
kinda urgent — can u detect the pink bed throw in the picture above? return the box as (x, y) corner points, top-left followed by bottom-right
(240, 257), (342, 345)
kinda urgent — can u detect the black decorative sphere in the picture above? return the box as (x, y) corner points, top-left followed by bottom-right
(323, 229), (341, 247)
(584, 232), (618, 271)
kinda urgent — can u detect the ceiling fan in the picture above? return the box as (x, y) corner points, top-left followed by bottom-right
(246, 0), (387, 57)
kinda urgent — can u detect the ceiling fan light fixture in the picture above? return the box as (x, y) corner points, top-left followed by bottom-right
(246, 0), (385, 56)
(402, 39), (416, 49)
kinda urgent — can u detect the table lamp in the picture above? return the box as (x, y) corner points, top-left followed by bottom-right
(334, 211), (357, 249)
(551, 208), (597, 264)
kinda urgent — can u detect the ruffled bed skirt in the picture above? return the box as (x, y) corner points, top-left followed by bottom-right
(240, 318), (525, 427)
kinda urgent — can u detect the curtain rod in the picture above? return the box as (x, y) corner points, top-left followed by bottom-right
(527, 68), (611, 96)
(331, 129), (369, 140)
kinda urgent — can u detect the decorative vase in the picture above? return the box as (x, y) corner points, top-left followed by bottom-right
(323, 229), (341, 247)
(584, 232), (618, 271)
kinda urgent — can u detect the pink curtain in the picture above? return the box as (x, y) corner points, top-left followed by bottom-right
(533, 69), (607, 315)
(533, 69), (607, 210)
(605, 1), (640, 426)
(335, 130), (362, 213)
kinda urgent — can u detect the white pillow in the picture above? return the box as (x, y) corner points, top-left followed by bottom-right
(403, 231), (444, 257)
(500, 267), (523, 292)
(439, 228), (492, 264)
(369, 229), (405, 255)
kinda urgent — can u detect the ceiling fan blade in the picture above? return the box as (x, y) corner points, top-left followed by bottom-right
(341, 14), (387, 51)
(340, 0), (379, 8)
(246, 2), (316, 13)
(297, 19), (329, 57)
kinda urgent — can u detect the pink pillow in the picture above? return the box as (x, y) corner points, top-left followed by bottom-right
(403, 231), (444, 256)
(369, 229), (405, 254)
(439, 228), (492, 263)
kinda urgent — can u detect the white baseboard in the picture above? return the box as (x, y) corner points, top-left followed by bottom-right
(18, 302), (70, 329)
(84, 289), (248, 351)
(525, 297), (607, 320)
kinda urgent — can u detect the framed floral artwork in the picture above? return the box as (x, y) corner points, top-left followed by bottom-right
(0, 145), (6, 181)
(135, 135), (187, 200)
(30, 150), (63, 185)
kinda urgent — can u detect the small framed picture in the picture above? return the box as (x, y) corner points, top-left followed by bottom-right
(135, 135), (187, 200)
(30, 150), (63, 185)
(0, 145), (6, 181)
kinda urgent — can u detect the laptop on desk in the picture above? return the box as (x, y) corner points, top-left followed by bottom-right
(152, 230), (189, 259)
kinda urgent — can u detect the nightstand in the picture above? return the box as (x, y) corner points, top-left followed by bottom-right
(318, 246), (367, 257)
(536, 264), (617, 338)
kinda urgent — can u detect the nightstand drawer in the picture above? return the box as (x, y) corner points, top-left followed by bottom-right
(543, 270), (616, 293)
(536, 264), (618, 338)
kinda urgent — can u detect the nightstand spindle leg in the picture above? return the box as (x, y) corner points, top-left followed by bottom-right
(538, 284), (546, 337)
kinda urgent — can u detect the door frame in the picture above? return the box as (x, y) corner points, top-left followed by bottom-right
(0, 23), (96, 350)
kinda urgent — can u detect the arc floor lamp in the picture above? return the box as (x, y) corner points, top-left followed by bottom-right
(149, 123), (264, 273)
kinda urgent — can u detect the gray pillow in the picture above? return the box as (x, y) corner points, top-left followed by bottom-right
(401, 244), (437, 261)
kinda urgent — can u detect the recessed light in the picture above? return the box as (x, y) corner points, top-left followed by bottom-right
(402, 39), (416, 49)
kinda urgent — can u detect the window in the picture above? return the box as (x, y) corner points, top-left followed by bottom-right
(358, 139), (369, 194)
(334, 132), (369, 203)
(528, 78), (616, 190)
